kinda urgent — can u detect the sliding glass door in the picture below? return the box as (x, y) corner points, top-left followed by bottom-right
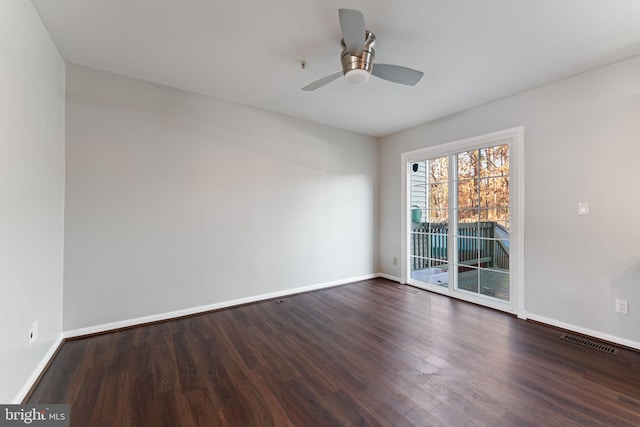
(404, 128), (522, 314)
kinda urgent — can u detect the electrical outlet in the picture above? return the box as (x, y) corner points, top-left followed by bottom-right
(615, 299), (628, 315)
(393, 257), (398, 266)
(28, 321), (38, 346)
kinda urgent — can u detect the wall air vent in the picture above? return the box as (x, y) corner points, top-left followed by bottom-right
(560, 334), (619, 355)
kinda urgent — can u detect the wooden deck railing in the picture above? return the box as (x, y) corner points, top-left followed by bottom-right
(411, 222), (509, 270)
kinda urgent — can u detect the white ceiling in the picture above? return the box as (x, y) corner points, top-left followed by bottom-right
(32, 0), (640, 137)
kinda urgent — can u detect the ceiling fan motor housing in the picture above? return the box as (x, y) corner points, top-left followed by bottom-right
(341, 31), (376, 76)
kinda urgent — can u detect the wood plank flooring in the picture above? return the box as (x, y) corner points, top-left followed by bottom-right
(27, 278), (640, 426)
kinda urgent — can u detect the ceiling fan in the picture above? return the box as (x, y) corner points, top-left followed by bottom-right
(303, 9), (424, 91)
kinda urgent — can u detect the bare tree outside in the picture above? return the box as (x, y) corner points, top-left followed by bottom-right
(414, 144), (509, 228)
(458, 145), (509, 229)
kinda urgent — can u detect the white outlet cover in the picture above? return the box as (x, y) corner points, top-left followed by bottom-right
(615, 299), (629, 314)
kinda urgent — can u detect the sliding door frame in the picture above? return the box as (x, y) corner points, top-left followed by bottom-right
(400, 127), (525, 318)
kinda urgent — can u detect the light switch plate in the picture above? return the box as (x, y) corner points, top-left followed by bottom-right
(578, 202), (589, 215)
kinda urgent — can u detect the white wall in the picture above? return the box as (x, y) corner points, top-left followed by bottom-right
(380, 56), (640, 348)
(0, 0), (65, 403)
(63, 64), (378, 331)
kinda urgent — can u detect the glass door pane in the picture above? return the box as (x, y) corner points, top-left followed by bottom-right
(410, 156), (449, 287)
(454, 144), (510, 301)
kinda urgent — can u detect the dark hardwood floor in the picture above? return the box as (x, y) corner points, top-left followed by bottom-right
(27, 278), (640, 426)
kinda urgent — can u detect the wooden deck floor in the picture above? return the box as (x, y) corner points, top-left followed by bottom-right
(457, 269), (509, 300)
(27, 278), (640, 426)
(411, 268), (510, 300)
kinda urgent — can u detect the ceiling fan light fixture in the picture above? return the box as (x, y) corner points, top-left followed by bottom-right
(344, 69), (370, 85)
(302, 10), (424, 91)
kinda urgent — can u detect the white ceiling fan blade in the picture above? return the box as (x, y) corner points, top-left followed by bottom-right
(338, 9), (365, 55)
(302, 71), (343, 91)
(372, 64), (424, 86)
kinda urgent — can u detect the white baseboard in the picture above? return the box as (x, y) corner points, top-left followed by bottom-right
(64, 274), (379, 339)
(19, 280), (638, 404)
(14, 333), (64, 404)
(527, 313), (640, 351)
